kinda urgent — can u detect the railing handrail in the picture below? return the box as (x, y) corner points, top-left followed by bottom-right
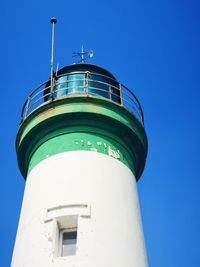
(20, 71), (144, 126)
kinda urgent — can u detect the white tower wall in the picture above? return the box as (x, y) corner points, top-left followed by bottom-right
(11, 151), (147, 267)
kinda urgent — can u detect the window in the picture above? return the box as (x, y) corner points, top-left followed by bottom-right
(60, 228), (77, 256)
(88, 73), (110, 99)
(67, 74), (84, 94)
(44, 205), (91, 258)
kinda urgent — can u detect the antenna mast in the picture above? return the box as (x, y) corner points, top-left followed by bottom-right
(50, 17), (57, 97)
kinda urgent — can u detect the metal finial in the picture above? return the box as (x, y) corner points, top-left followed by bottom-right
(50, 17), (57, 24)
(73, 45), (94, 63)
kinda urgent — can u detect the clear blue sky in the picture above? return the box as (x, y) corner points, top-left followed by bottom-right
(1, 0), (200, 266)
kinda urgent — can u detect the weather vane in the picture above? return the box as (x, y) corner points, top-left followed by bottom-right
(73, 45), (94, 63)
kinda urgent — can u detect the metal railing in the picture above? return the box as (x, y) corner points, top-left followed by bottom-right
(20, 71), (144, 125)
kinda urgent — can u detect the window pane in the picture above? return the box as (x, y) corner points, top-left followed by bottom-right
(88, 74), (110, 99)
(62, 230), (77, 256)
(67, 74), (84, 94)
(55, 76), (68, 97)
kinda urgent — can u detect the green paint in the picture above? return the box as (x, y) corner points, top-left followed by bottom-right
(28, 132), (134, 174)
(16, 95), (147, 180)
(18, 96), (146, 148)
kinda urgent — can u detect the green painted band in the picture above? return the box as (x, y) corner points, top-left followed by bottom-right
(28, 132), (134, 174)
(18, 96), (146, 149)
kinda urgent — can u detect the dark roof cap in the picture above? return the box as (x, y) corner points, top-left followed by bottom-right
(57, 63), (116, 80)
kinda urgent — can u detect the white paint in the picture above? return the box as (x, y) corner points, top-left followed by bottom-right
(11, 151), (148, 267)
(108, 145), (120, 159)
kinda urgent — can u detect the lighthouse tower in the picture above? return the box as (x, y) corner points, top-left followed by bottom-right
(11, 21), (148, 267)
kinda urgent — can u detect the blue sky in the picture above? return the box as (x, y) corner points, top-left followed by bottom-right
(1, 0), (200, 266)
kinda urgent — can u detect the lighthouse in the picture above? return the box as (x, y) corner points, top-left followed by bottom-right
(11, 20), (148, 267)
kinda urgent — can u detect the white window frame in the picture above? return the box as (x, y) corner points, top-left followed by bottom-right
(44, 204), (91, 258)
